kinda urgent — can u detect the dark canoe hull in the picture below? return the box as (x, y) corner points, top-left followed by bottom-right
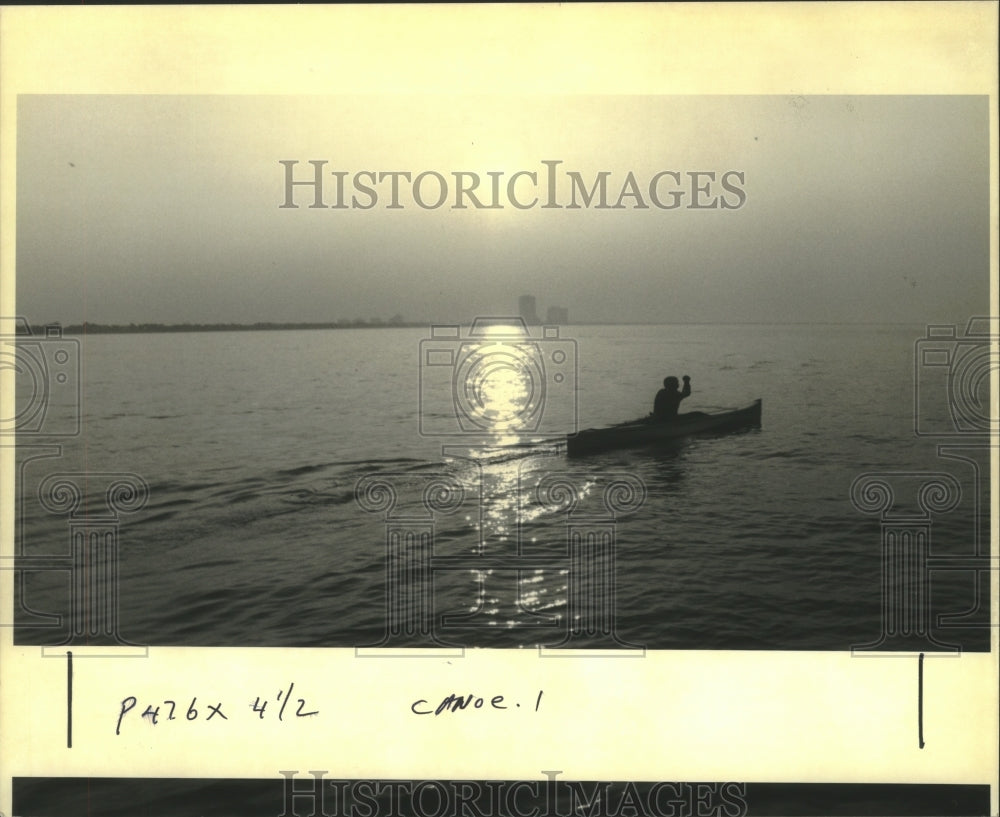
(566, 399), (762, 457)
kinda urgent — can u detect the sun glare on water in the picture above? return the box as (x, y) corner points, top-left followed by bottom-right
(456, 322), (542, 441)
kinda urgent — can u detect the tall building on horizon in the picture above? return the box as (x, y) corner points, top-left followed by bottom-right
(518, 294), (540, 325)
(546, 305), (569, 325)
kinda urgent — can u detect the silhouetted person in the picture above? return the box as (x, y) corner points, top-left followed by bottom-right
(653, 375), (691, 420)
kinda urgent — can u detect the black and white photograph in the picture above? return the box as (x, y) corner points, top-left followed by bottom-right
(8, 92), (993, 652)
(1, 5), (997, 817)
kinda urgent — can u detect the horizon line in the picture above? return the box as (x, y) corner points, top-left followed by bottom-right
(15, 318), (941, 335)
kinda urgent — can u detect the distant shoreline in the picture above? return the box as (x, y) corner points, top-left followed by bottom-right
(17, 319), (929, 336)
(28, 321), (426, 336)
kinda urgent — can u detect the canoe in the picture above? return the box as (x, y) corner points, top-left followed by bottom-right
(566, 399), (762, 457)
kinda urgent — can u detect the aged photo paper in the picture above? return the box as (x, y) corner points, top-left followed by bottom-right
(1, 4), (997, 816)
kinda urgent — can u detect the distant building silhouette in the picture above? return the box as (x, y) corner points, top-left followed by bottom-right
(518, 294), (569, 326)
(546, 306), (569, 324)
(518, 294), (541, 325)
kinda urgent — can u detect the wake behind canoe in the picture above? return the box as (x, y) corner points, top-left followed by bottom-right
(566, 399), (762, 457)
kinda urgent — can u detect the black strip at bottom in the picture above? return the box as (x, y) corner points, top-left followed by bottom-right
(11, 778), (992, 817)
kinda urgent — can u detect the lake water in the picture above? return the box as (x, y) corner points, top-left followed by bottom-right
(13, 322), (992, 651)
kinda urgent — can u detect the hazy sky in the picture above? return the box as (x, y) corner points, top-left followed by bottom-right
(16, 95), (989, 325)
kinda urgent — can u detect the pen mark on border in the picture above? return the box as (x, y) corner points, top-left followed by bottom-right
(67, 650), (73, 748)
(278, 682), (294, 721)
(918, 652), (924, 749)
